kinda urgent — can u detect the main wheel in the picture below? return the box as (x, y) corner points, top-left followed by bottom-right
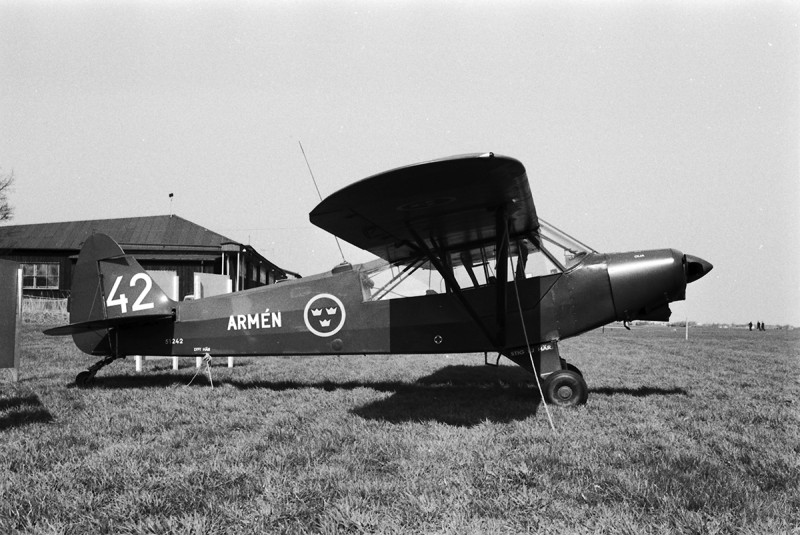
(542, 369), (588, 407)
(75, 370), (94, 388)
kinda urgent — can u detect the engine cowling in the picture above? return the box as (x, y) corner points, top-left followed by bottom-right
(606, 249), (712, 322)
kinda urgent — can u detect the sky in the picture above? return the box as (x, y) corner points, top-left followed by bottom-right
(1, 1), (798, 326)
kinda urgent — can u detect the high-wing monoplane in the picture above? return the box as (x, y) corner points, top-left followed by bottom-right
(45, 154), (712, 406)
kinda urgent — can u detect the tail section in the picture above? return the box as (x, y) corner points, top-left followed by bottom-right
(44, 233), (176, 336)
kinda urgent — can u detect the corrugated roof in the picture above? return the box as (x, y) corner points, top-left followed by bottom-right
(0, 215), (235, 251)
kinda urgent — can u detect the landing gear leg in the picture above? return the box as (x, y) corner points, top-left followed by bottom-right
(75, 354), (123, 387)
(503, 342), (590, 406)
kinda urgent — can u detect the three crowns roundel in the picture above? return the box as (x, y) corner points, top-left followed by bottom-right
(303, 293), (346, 337)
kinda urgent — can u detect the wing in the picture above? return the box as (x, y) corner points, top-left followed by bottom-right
(309, 153), (539, 267)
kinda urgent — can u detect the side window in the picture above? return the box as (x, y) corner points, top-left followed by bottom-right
(22, 263), (59, 289)
(523, 249), (563, 278)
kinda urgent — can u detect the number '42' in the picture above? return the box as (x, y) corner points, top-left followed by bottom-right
(106, 274), (155, 314)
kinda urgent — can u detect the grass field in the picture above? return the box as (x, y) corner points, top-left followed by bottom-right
(1, 323), (798, 534)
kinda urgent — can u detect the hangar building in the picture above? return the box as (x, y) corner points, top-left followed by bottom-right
(0, 215), (296, 300)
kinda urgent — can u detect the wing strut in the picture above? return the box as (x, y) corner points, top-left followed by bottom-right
(495, 206), (509, 348)
(408, 228), (462, 296)
(459, 251), (480, 287)
(372, 257), (425, 300)
(407, 227), (500, 348)
(430, 236), (454, 294)
(406, 204), (516, 350)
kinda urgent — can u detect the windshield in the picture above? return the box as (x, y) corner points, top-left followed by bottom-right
(535, 218), (595, 271)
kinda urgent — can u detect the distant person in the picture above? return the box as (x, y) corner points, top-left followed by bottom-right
(748, 322), (753, 331)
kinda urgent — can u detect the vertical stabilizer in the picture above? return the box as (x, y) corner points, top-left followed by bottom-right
(69, 233), (176, 324)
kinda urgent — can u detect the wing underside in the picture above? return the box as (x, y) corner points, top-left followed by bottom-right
(309, 153), (539, 268)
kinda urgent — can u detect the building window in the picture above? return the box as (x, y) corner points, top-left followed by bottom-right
(22, 263), (59, 289)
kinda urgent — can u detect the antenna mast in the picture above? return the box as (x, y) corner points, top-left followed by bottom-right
(299, 141), (347, 264)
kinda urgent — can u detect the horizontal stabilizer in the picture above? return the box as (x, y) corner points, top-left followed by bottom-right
(43, 313), (175, 336)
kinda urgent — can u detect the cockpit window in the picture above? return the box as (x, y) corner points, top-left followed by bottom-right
(361, 219), (594, 300)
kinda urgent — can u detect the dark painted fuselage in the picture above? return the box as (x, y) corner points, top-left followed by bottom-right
(74, 248), (700, 362)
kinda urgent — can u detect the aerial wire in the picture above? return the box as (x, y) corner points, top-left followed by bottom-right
(298, 141), (347, 264)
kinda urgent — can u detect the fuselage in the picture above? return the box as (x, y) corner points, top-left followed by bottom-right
(74, 248), (708, 359)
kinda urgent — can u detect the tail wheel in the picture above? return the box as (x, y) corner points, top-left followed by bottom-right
(75, 370), (94, 388)
(543, 369), (588, 407)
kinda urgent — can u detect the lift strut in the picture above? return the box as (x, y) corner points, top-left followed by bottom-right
(406, 205), (514, 351)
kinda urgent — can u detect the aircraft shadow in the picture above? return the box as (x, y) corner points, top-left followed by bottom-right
(590, 386), (688, 397)
(350, 382), (540, 427)
(82, 365), (541, 426)
(0, 393), (54, 431)
(72, 368), (688, 426)
(358, 365), (545, 426)
(73, 373), (208, 389)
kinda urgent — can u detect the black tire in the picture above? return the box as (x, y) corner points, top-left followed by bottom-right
(566, 362), (583, 377)
(542, 369), (588, 407)
(75, 371), (94, 387)
(559, 358), (583, 377)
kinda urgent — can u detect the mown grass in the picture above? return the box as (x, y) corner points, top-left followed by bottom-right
(1, 324), (798, 534)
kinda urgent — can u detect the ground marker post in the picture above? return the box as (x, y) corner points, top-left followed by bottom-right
(0, 260), (22, 382)
(685, 313), (689, 341)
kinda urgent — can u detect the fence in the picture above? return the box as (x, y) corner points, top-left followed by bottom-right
(22, 296), (68, 325)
